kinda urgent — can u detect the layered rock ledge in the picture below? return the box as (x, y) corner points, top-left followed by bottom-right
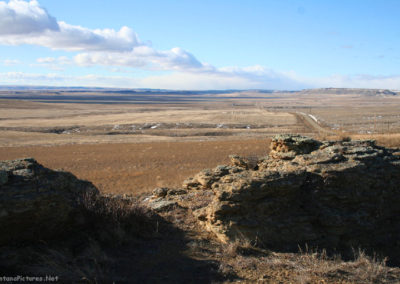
(146, 135), (400, 261)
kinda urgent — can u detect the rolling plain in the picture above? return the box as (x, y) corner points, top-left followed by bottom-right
(1, 88), (400, 194)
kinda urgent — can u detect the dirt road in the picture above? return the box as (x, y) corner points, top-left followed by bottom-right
(293, 112), (336, 135)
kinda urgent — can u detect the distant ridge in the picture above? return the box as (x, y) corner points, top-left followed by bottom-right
(0, 85), (264, 95)
(0, 85), (399, 97)
(299, 88), (399, 96)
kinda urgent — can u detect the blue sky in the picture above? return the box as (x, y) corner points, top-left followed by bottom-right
(0, 0), (399, 90)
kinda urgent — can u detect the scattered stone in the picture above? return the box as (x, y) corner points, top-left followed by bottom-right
(229, 155), (250, 169)
(182, 177), (201, 190)
(148, 199), (178, 212)
(153, 187), (169, 198)
(167, 189), (187, 196)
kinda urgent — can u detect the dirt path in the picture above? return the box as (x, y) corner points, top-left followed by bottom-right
(0, 139), (269, 194)
(293, 112), (336, 135)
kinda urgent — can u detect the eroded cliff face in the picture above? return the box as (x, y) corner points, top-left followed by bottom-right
(146, 135), (400, 261)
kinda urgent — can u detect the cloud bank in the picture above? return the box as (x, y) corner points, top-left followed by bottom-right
(1, 71), (400, 91)
(0, 0), (399, 90)
(0, 0), (306, 89)
(0, 0), (139, 51)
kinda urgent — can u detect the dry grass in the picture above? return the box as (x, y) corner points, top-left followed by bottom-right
(79, 193), (157, 243)
(0, 99), (301, 146)
(0, 139), (269, 194)
(317, 133), (400, 148)
(358, 133), (400, 148)
(0, 100), (295, 128)
(1, 91), (400, 147)
(213, 239), (399, 283)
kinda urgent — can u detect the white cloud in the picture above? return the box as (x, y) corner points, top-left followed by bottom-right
(0, 71), (65, 84)
(74, 46), (206, 71)
(38, 22), (139, 52)
(0, 0), (205, 72)
(0, 0), (58, 34)
(37, 56), (70, 65)
(0, 0), (309, 89)
(35, 56), (71, 70)
(139, 72), (263, 90)
(3, 59), (20, 66)
(0, 71), (257, 89)
(2, 71), (400, 90)
(305, 74), (400, 90)
(0, 22), (140, 52)
(0, 0), (139, 51)
(0, 70), (307, 90)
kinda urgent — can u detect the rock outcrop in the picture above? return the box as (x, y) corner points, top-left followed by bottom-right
(0, 158), (98, 245)
(146, 135), (400, 261)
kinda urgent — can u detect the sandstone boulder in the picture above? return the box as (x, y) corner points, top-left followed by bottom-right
(152, 135), (400, 262)
(0, 158), (98, 245)
(269, 134), (322, 160)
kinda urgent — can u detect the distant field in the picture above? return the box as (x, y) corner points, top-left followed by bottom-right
(0, 99), (303, 146)
(1, 88), (400, 194)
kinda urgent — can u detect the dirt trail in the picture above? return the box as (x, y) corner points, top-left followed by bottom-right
(293, 112), (336, 135)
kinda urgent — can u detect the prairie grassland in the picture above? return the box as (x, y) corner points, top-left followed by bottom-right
(1, 90), (400, 194)
(0, 99), (302, 147)
(0, 98), (295, 193)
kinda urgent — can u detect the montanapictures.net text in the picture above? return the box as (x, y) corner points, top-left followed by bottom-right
(0, 276), (59, 282)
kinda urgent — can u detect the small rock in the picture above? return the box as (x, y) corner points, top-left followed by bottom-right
(12, 168), (33, 177)
(229, 155), (249, 169)
(182, 177), (201, 189)
(149, 200), (178, 212)
(167, 189), (187, 196)
(270, 134), (321, 160)
(153, 187), (169, 198)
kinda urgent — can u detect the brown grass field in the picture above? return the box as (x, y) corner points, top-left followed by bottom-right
(1, 89), (400, 194)
(0, 139), (268, 194)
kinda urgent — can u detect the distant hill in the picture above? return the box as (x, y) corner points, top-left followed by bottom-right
(298, 88), (399, 96)
(0, 85), (399, 97)
(0, 85), (247, 95)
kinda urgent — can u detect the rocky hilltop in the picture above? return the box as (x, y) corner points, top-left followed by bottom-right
(147, 134), (400, 262)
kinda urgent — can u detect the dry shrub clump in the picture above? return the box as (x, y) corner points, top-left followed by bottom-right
(80, 192), (157, 244)
(212, 237), (399, 283)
